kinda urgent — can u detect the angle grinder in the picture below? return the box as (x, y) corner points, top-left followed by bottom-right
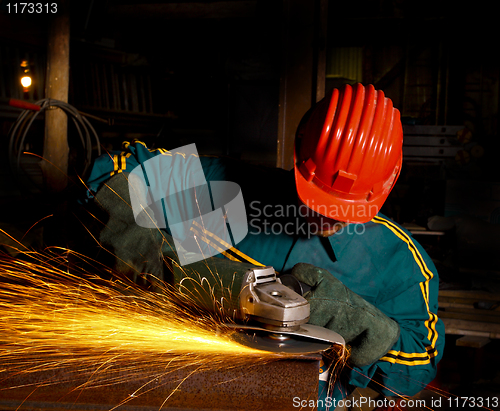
(172, 257), (345, 354)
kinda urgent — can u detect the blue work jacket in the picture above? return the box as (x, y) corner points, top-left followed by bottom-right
(87, 141), (444, 403)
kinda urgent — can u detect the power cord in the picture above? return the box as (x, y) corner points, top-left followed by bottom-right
(7, 98), (102, 190)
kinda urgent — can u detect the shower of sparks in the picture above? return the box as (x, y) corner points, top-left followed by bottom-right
(0, 243), (290, 408)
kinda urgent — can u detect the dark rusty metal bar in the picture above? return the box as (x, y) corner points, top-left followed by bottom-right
(0, 354), (321, 410)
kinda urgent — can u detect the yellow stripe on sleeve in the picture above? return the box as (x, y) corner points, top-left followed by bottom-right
(192, 221), (264, 267)
(109, 154), (120, 176)
(371, 216), (440, 365)
(190, 226), (241, 262)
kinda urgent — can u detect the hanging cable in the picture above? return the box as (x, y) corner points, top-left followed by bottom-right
(7, 98), (102, 190)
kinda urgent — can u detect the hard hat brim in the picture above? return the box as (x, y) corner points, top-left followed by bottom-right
(294, 163), (389, 224)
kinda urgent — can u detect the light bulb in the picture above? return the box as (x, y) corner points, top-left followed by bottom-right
(21, 76), (32, 88)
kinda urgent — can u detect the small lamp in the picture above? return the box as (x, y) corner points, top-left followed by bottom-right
(20, 60), (32, 92)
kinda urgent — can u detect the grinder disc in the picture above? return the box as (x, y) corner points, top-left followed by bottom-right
(229, 328), (333, 354)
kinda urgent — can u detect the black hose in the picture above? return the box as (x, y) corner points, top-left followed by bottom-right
(7, 98), (101, 190)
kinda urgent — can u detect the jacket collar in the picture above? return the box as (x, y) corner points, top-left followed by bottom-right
(327, 224), (363, 260)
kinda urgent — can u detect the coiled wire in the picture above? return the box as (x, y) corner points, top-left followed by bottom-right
(8, 98), (101, 189)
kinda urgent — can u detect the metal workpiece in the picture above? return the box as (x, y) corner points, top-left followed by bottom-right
(0, 354), (322, 411)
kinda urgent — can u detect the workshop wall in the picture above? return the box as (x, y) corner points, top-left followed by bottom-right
(0, 0), (498, 210)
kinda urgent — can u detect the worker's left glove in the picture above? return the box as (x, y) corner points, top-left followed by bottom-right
(93, 173), (166, 283)
(291, 263), (400, 367)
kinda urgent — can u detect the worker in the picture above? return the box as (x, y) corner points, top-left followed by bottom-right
(83, 83), (444, 408)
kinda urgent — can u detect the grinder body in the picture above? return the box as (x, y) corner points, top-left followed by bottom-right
(172, 256), (345, 354)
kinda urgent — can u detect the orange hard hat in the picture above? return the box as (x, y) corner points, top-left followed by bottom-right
(294, 83), (403, 224)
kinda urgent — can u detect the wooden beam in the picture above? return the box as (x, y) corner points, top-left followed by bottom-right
(456, 335), (491, 348)
(439, 310), (500, 324)
(42, 0), (70, 192)
(441, 318), (500, 339)
(439, 289), (500, 303)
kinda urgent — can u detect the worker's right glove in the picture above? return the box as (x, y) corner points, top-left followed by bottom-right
(291, 263), (400, 367)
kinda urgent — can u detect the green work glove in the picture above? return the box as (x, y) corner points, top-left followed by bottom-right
(291, 263), (400, 367)
(92, 173), (166, 284)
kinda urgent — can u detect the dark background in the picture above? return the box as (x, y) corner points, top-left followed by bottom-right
(1, 0), (500, 405)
